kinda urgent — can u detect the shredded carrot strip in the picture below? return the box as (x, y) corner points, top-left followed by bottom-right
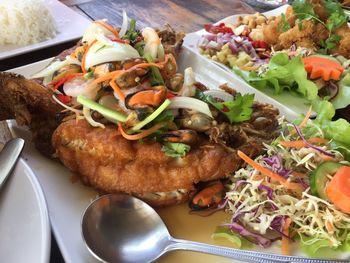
(290, 106), (312, 135)
(128, 62), (164, 71)
(93, 70), (125, 84)
(118, 123), (164, 140)
(291, 171), (305, 178)
(282, 217), (292, 255)
(50, 73), (83, 90)
(320, 153), (335, 161)
(81, 40), (97, 74)
(279, 137), (329, 148)
(237, 150), (304, 192)
(109, 78), (125, 101)
(94, 20), (120, 38)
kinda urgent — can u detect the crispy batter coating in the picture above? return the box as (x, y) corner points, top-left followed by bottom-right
(279, 20), (317, 50)
(262, 16), (282, 46)
(52, 120), (242, 194)
(332, 26), (350, 58)
(0, 72), (63, 155)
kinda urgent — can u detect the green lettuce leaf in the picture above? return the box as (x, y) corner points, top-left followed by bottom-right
(313, 100), (350, 155)
(332, 73), (350, 110)
(233, 53), (318, 100)
(161, 142), (190, 158)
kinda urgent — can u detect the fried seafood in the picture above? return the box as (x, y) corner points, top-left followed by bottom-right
(262, 0), (350, 58)
(52, 100), (279, 206)
(0, 72), (63, 155)
(0, 18), (281, 207)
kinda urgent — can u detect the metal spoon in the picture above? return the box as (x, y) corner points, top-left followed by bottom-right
(82, 194), (347, 263)
(0, 138), (25, 189)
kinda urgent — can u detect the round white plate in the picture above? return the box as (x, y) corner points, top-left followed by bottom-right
(0, 158), (51, 263)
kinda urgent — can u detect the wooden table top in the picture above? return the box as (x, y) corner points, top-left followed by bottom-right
(0, 1), (255, 262)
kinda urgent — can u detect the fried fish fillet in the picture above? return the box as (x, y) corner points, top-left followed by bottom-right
(52, 119), (242, 195)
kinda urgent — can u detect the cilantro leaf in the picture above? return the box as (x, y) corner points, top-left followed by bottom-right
(161, 143), (191, 158)
(195, 90), (254, 123)
(324, 0), (348, 31)
(153, 110), (174, 124)
(210, 93), (255, 123)
(292, 0), (318, 20)
(278, 14), (291, 32)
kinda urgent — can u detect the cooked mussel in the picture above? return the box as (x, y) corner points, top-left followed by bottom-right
(178, 112), (212, 132)
(116, 67), (148, 89)
(189, 181), (224, 210)
(52, 64), (81, 82)
(166, 73), (184, 92)
(161, 129), (198, 145)
(125, 106), (154, 126)
(94, 63), (118, 79)
(125, 86), (167, 109)
(160, 54), (177, 79)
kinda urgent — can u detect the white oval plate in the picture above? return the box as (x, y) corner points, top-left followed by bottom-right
(0, 158), (51, 263)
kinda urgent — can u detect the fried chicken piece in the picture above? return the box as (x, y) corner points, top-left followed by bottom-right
(52, 119), (242, 196)
(332, 25), (350, 58)
(278, 20), (317, 50)
(262, 16), (283, 46)
(0, 72), (63, 156)
(310, 0), (328, 22)
(285, 5), (297, 27)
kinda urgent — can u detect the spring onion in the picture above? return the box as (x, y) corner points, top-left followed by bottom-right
(131, 99), (171, 131)
(77, 95), (127, 122)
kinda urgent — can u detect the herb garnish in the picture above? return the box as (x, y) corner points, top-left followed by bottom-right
(162, 142), (191, 158)
(196, 90), (254, 123)
(292, 0), (348, 53)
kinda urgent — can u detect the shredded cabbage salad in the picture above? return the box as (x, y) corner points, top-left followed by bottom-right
(220, 112), (350, 257)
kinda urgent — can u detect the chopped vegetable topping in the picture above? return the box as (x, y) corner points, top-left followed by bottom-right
(161, 142), (191, 158)
(326, 166), (350, 214)
(303, 56), (344, 81)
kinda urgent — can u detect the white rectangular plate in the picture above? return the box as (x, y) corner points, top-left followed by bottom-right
(0, 0), (91, 60)
(7, 45), (348, 262)
(183, 5), (314, 117)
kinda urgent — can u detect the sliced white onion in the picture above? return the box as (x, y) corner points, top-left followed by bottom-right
(31, 59), (68, 79)
(63, 78), (100, 99)
(82, 21), (113, 44)
(65, 55), (81, 66)
(52, 95), (82, 114)
(84, 42), (140, 70)
(168, 97), (213, 118)
(119, 10), (128, 37)
(179, 67), (196, 97)
(157, 43), (165, 61)
(113, 92), (129, 113)
(142, 27), (160, 60)
(83, 106), (105, 128)
(42, 74), (53, 86)
(203, 90), (233, 102)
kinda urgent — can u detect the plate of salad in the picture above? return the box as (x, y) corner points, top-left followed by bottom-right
(184, 0), (350, 120)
